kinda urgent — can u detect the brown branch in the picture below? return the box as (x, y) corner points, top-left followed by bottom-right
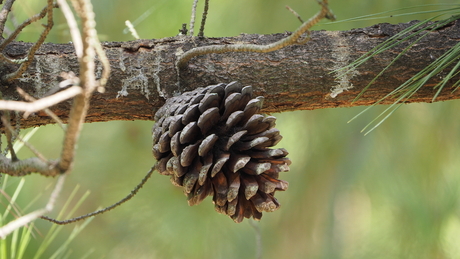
(0, 19), (459, 129)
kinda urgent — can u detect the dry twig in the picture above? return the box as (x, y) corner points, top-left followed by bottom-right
(0, 0), (15, 38)
(0, 86), (83, 113)
(3, 0), (56, 81)
(1, 116), (48, 162)
(197, 0), (209, 38)
(41, 166), (155, 224)
(286, 5), (305, 23)
(2, 112), (17, 161)
(57, 0), (83, 58)
(58, 0), (99, 172)
(177, 0), (335, 68)
(189, 0), (199, 36)
(16, 87), (66, 128)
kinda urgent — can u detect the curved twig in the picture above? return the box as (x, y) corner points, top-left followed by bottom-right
(176, 0), (335, 68)
(40, 167), (155, 225)
(3, 0), (56, 81)
(0, 0), (15, 38)
(0, 86), (83, 113)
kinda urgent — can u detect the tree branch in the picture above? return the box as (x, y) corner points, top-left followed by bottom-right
(0, 19), (459, 129)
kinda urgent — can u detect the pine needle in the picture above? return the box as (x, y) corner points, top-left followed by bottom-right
(337, 7), (460, 133)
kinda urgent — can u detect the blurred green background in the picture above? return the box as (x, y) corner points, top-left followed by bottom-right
(2, 0), (460, 258)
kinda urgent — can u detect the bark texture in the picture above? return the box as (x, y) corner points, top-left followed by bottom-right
(1, 19), (459, 128)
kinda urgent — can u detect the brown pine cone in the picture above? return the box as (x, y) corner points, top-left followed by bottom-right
(152, 82), (290, 223)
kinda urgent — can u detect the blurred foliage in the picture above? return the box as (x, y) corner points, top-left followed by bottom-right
(2, 0), (460, 258)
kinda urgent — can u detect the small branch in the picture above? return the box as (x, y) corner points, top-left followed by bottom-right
(0, 2), (56, 51)
(56, 0), (83, 58)
(124, 20), (140, 40)
(197, 0), (209, 38)
(3, 0), (56, 81)
(189, 0), (199, 36)
(177, 0), (335, 68)
(59, 0), (98, 172)
(0, 86), (83, 113)
(0, 174), (66, 239)
(286, 5), (304, 23)
(2, 113), (17, 161)
(40, 166), (155, 225)
(1, 116), (48, 162)
(0, 156), (59, 177)
(16, 87), (65, 129)
(0, 0), (15, 38)
(93, 37), (110, 89)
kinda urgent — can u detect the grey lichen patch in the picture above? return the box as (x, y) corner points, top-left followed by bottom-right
(117, 48), (155, 100)
(18, 55), (71, 97)
(119, 48), (126, 72)
(327, 31), (359, 98)
(117, 71), (150, 100)
(154, 48), (167, 98)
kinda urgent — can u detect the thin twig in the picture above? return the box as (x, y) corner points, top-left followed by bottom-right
(58, 0), (110, 95)
(16, 87), (66, 129)
(177, 0), (335, 68)
(0, 0), (15, 39)
(0, 156), (59, 177)
(0, 2), (57, 51)
(249, 219), (262, 259)
(56, 0), (82, 59)
(124, 20), (140, 39)
(3, 0), (56, 81)
(1, 116), (48, 162)
(197, 0), (209, 38)
(2, 113), (17, 161)
(0, 86), (83, 113)
(93, 36), (110, 89)
(189, 0), (199, 36)
(59, 0), (98, 172)
(40, 166), (155, 225)
(0, 174), (66, 239)
(286, 5), (304, 23)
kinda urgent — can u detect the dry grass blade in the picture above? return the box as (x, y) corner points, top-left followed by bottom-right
(0, 174), (66, 239)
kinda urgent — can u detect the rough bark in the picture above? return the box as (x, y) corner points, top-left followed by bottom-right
(1, 19), (459, 128)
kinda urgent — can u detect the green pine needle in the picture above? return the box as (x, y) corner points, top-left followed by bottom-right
(0, 176), (92, 259)
(337, 5), (460, 134)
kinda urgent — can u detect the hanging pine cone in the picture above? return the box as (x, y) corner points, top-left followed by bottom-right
(152, 82), (290, 223)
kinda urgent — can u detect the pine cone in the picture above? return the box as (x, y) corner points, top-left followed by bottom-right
(152, 82), (290, 222)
